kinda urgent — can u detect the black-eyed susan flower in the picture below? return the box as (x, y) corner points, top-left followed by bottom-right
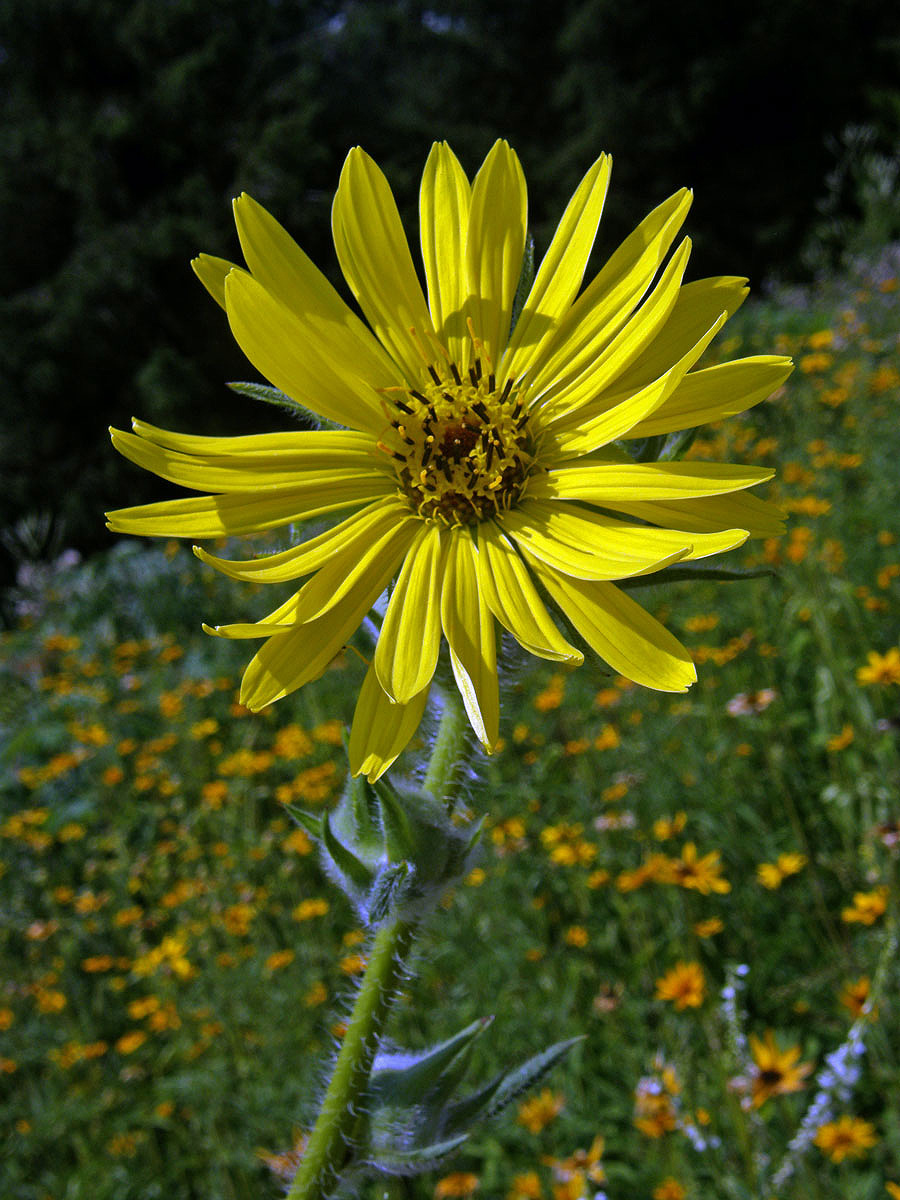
(813, 1114), (878, 1162)
(107, 141), (790, 780)
(654, 961), (706, 1009)
(748, 1029), (812, 1107)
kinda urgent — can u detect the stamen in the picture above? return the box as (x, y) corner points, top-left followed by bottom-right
(427, 364), (442, 385)
(449, 362), (462, 385)
(500, 378), (514, 403)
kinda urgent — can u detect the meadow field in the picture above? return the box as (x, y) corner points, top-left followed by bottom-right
(2, 250), (900, 1200)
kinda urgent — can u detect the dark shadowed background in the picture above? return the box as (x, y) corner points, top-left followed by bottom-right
(1, 0), (899, 598)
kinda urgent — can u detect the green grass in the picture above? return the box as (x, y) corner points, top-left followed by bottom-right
(3, 252), (900, 1200)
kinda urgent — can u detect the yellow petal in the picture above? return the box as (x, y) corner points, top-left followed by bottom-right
(126, 418), (372, 458)
(466, 140), (527, 366)
(232, 193), (401, 388)
(292, 510), (420, 623)
(349, 665), (431, 782)
(419, 142), (471, 367)
(522, 188), (692, 395)
(111, 425), (384, 493)
(191, 253), (238, 309)
(625, 355), (794, 439)
(543, 310), (728, 459)
(476, 524), (582, 663)
(440, 528), (499, 749)
(106, 473), (392, 537)
(194, 499), (410, 583)
(608, 492), (786, 538)
(375, 523), (446, 702)
(524, 555), (696, 692)
(332, 147), (435, 381)
(534, 237), (692, 422)
(533, 461), (774, 505)
(239, 563), (398, 710)
(224, 269), (386, 435)
(501, 153), (611, 382)
(516, 498), (748, 563)
(500, 501), (691, 580)
(603, 275), (749, 398)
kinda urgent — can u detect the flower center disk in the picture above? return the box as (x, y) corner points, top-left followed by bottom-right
(383, 362), (534, 526)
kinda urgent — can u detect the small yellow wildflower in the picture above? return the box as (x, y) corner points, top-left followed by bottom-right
(653, 1180), (687, 1200)
(508, 1171), (543, 1200)
(749, 1030), (812, 1107)
(839, 976), (875, 1020)
(826, 724), (854, 751)
(265, 949), (295, 970)
(842, 886), (889, 925)
(655, 962), (706, 1009)
(814, 1115), (877, 1162)
(663, 842), (730, 893)
(693, 917), (724, 937)
(292, 898), (329, 922)
(517, 1089), (564, 1134)
(857, 648), (900, 685)
(434, 1173), (479, 1198)
(115, 1030), (148, 1055)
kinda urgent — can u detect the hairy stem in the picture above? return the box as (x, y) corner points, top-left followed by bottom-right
(287, 916), (418, 1200)
(288, 689), (471, 1200)
(423, 688), (468, 806)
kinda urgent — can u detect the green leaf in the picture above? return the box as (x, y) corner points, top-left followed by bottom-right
(368, 863), (412, 924)
(658, 425), (702, 461)
(445, 1036), (583, 1132)
(373, 778), (416, 864)
(509, 233), (535, 336)
(619, 563), (777, 589)
(225, 381), (340, 429)
(347, 774), (386, 859)
(364, 1133), (470, 1177)
(368, 1018), (493, 1110)
(322, 812), (374, 891)
(285, 807), (323, 841)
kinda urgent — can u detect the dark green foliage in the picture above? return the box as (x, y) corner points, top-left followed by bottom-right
(1, 0), (899, 593)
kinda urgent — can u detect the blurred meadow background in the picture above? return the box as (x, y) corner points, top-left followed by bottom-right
(3, 2), (900, 1198)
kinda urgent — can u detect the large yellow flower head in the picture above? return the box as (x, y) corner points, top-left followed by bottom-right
(108, 141), (790, 780)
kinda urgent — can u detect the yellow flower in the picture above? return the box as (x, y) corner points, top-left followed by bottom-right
(814, 1115), (878, 1162)
(655, 961), (706, 1009)
(517, 1088), (565, 1133)
(434, 1173), (480, 1198)
(826, 724), (854, 751)
(886, 1183), (900, 1199)
(653, 1180), (687, 1200)
(663, 842), (731, 893)
(842, 886), (889, 925)
(292, 898), (329, 922)
(839, 976), (875, 1020)
(748, 1030), (812, 1107)
(508, 1171), (543, 1200)
(693, 917), (724, 937)
(108, 141), (789, 779)
(857, 648), (900, 685)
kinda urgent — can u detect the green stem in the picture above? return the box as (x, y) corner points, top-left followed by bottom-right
(287, 917), (418, 1200)
(288, 688), (471, 1200)
(423, 689), (468, 806)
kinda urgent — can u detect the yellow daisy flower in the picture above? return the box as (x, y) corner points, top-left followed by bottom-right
(813, 1114), (878, 1162)
(107, 141), (789, 780)
(654, 961), (706, 1009)
(748, 1029), (812, 1107)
